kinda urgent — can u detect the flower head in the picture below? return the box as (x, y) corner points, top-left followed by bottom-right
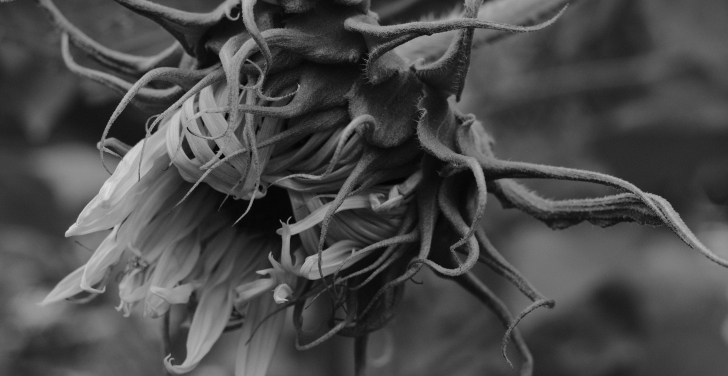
(37, 0), (728, 375)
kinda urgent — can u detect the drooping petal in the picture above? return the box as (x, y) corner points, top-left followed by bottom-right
(288, 191), (323, 255)
(234, 277), (276, 309)
(150, 283), (197, 305)
(117, 267), (151, 317)
(272, 283), (294, 303)
(94, 125), (168, 204)
(165, 282), (234, 374)
(80, 226), (123, 293)
(66, 126), (169, 236)
(277, 221), (299, 272)
(235, 295), (286, 376)
(145, 234), (202, 317)
(114, 167), (186, 248)
(132, 187), (214, 263)
(185, 228), (237, 284)
(40, 265), (85, 306)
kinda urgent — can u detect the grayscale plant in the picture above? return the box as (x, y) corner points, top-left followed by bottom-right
(30, 0), (728, 375)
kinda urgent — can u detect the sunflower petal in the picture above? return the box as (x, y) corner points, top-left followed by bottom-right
(80, 227), (123, 293)
(235, 295), (286, 376)
(150, 283), (197, 305)
(165, 282), (233, 374)
(299, 239), (362, 279)
(66, 127), (169, 236)
(40, 265), (85, 306)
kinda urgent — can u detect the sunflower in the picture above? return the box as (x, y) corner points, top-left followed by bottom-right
(37, 0), (728, 375)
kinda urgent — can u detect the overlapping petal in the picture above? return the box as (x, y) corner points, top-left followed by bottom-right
(66, 125), (169, 236)
(145, 233), (201, 317)
(165, 282), (234, 374)
(299, 239), (362, 279)
(234, 294), (287, 376)
(40, 265), (86, 306)
(79, 226), (123, 293)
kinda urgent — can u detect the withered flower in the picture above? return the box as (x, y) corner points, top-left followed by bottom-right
(36, 0), (728, 375)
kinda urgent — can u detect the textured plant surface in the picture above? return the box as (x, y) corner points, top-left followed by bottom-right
(32, 0), (728, 375)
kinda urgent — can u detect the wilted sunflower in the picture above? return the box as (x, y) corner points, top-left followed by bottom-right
(35, 0), (728, 375)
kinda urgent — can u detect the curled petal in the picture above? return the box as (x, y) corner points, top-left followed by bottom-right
(80, 227), (123, 293)
(165, 282), (233, 374)
(117, 268), (150, 317)
(273, 283), (293, 304)
(299, 239), (362, 279)
(369, 170), (422, 212)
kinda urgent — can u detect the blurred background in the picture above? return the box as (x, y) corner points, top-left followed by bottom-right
(1, 0), (728, 375)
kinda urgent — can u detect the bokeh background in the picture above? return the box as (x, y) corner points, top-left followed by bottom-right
(2, 0), (728, 375)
